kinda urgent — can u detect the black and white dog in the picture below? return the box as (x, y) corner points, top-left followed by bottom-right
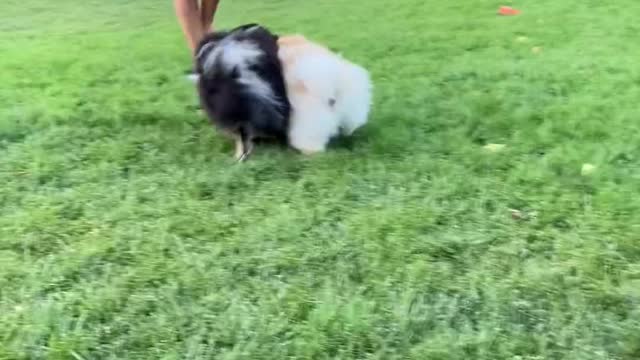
(193, 24), (290, 161)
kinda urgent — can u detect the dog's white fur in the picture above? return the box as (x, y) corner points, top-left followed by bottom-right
(277, 35), (372, 154)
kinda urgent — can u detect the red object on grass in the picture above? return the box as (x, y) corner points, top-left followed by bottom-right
(498, 6), (520, 16)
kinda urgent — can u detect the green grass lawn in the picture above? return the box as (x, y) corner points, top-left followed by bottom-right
(2, 0), (640, 358)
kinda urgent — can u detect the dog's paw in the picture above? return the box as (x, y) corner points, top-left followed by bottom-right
(236, 152), (250, 162)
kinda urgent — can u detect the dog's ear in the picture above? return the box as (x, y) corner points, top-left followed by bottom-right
(233, 23), (261, 32)
(195, 41), (215, 61)
(195, 30), (230, 57)
(194, 39), (220, 76)
(200, 30), (230, 45)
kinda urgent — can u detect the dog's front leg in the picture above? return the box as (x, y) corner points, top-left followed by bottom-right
(235, 127), (254, 162)
(234, 137), (245, 161)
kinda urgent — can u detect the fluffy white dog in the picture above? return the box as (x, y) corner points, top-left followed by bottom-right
(277, 35), (372, 154)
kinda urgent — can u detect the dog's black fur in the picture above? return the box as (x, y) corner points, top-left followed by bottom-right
(193, 24), (291, 161)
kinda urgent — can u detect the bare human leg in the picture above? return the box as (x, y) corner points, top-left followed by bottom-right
(174, 0), (205, 53)
(200, 0), (220, 36)
(175, 0), (220, 53)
